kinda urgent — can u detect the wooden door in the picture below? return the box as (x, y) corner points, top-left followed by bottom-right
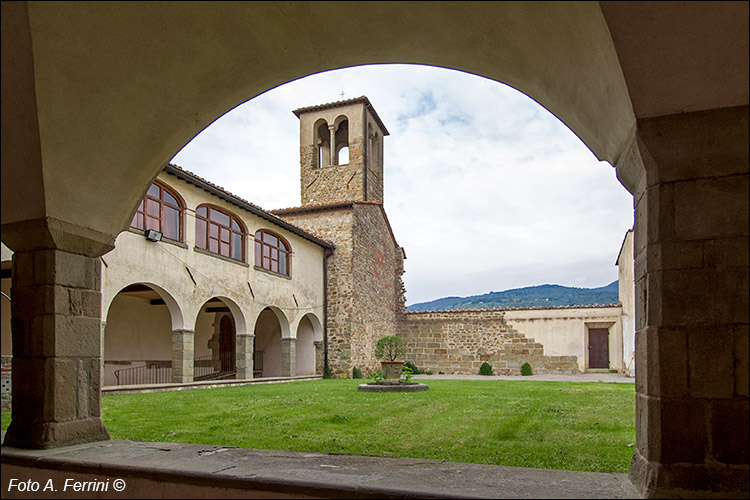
(588, 328), (609, 369)
(219, 315), (235, 372)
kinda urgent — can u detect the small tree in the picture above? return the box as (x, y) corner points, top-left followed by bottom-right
(374, 335), (406, 361)
(479, 362), (494, 376)
(521, 362), (533, 376)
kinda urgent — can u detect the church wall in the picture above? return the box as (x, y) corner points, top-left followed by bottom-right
(350, 204), (406, 375)
(274, 207), (356, 375)
(299, 139), (366, 206)
(298, 102), (368, 206)
(400, 309), (579, 375)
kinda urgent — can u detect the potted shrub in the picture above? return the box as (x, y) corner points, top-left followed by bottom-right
(374, 335), (406, 380)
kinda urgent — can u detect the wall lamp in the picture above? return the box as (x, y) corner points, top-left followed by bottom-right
(145, 229), (163, 242)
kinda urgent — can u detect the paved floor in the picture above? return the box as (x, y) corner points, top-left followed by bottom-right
(2, 436), (640, 499)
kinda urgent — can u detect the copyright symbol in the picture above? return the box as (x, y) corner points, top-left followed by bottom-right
(113, 479), (126, 492)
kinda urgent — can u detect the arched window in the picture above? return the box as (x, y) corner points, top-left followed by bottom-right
(195, 205), (245, 261)
(254, 230), (290, 276)
(130, 181), (183, 241)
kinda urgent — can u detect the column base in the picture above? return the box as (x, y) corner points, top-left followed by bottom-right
(3, 417), (110, 450)
(629, 449), (749, 499)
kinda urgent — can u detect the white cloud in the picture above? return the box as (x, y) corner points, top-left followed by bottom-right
(171, 64), (634, 305)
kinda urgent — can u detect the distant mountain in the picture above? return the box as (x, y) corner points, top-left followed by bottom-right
(407, 281), (619, 312)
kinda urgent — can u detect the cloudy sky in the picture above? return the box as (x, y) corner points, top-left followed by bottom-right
(171, 64), (634, 306)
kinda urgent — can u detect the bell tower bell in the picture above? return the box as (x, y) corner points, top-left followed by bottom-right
(293, 96), (389, 206)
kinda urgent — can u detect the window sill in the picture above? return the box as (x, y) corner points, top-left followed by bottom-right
(253, 265), (291, 280)
(128, 228), (188, 249)
(194, 246), (249, 267)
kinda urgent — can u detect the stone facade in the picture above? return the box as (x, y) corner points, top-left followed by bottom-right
(401, 310), (579, 375)
(274, 202), (406, 376)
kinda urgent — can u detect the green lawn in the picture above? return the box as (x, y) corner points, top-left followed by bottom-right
(1, 379), (635, 473)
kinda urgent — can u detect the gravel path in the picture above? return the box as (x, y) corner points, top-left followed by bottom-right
(412, 372), (635, 383)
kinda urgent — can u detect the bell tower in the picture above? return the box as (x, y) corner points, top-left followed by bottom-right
(293, 96), (389, 206)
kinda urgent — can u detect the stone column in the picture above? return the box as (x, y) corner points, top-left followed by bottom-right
(628, 106), (749, 498)
(235, 333), (254, 379)
(328, 125), (337, 166)
(2, 220), (114, 449)
(281, 337), (296, 377)
(314, 340), (324, 375)
(171, 329), (194, 383)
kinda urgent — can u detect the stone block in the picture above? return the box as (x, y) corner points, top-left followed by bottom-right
(30, 315), (101, 358)
(646, 326), (688, 397)
(638, 394), (708, 464)
(688, 327), (734, 399)
(674, 177), (748, 241)
(35, 249), (100, 290)
(50, 358), (78, 422)
(710, 399), (749, 464)
(735, 325), (749, 397)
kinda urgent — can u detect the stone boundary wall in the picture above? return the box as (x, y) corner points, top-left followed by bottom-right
(400, 310), (578, 375)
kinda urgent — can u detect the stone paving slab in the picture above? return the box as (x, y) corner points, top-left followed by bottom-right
(2, 435), (639, 499)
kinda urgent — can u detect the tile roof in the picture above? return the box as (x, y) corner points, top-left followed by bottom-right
(292, 96), (389, 136)
(164, 163), (334, 250)
(271, 200), (403, 253)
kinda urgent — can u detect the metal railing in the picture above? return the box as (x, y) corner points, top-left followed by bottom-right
(114, 363), (171, 386)
(194, 352), (234, 381)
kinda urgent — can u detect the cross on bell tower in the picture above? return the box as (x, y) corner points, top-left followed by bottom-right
(293, 96), (389, 206)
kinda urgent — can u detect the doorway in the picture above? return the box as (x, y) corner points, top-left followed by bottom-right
(219, 315), (236, 372)
(588, 328), (610, 369)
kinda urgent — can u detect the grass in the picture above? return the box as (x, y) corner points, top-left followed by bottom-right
(1, 379), (635, 473)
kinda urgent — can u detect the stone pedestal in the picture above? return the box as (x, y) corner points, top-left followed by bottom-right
(281, 337), (296, 377)
(2, 220), (114, 449)
(628, 106), (749, 498)
(235, 334), (254, 379)
(171, 329), (194, 383)
(314, 340), (324, 375)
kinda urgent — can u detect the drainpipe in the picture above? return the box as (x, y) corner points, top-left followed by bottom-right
(323, 248), (331, 374)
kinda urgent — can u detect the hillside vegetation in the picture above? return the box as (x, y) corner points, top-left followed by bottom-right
(407, 281), (619, 311)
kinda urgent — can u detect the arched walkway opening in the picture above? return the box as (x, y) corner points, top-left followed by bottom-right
(253, 307), (290, 378)
(295, 314), (323, 376)
(194, 299), (240, 381)
(103, 284), (182, 386)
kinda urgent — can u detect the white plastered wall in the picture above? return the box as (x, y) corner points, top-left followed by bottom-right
(100, 171), (326, 381)
(504, 306), (624, 373)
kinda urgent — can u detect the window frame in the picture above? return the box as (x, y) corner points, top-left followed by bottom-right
(195, 204), (246, 262)
(130, 181), (184, 242)
(254, 229), (292, 277)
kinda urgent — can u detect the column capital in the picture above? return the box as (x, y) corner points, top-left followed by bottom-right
(1, 217), (115, 257)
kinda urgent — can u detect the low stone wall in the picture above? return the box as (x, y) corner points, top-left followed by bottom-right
(400, 310), (578, 375)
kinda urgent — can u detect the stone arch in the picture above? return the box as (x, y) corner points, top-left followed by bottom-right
(103, 282), (185, 332)
(333, 113), (350, 165)
(252, 306), (291, 378)
(1, 3), (639, 246)
(313, 118), (330, 168)
(193, 296), (247, 379)
(102, 282), (185, 385)
(295, 313), (323, 376)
